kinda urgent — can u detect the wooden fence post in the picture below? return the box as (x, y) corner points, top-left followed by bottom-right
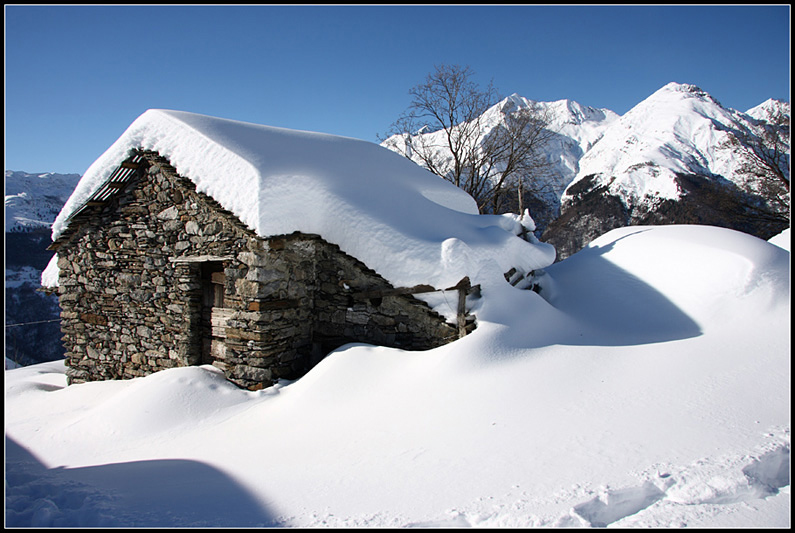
(456, 277), (471, 339)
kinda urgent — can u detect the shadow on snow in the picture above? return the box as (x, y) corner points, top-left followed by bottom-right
(536, 231), (703, 347)
(5, 436), (280, 528)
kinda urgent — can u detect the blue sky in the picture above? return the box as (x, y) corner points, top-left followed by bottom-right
(5, 4), (791, 174)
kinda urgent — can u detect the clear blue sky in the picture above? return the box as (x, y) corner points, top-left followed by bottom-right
(5, 4), (791, 174)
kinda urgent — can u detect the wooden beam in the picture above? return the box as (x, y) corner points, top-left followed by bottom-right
(456, 277), (471, 338)
(352, 284), (436, 300)
(170, 255), (234, 263)
(352, 277), (476, 300)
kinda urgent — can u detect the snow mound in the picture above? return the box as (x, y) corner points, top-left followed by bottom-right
(5, 224), (790, 527)
(50, 109), (554, 290)
(768, 227), (790, 251)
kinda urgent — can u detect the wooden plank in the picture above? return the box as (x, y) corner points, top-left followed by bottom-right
(352, 277), (473, 301)
(353, 284), (437, 300)
(456, 278), (471, 339)
(210, 339), (227, 359)
(170, 255), (234, 263)
(211, 308), (233, 326)
(350, 275), (479, 338)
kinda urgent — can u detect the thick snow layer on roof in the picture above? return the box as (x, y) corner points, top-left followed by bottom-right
(50, 109), (554, 290)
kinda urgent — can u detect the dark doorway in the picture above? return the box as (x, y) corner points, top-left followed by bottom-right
(200, 262), (229, 365)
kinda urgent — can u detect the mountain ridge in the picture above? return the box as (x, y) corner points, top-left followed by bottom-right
(381, 81), (789, 259)
(5, 170), (81, 232)
(5, 171), (79, 367)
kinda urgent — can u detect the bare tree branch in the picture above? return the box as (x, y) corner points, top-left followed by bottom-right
(382, 64), (557, 215)
(719, 105), (790, 224)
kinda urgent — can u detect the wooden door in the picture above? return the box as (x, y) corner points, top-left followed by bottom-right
(201, 264), (229, 365)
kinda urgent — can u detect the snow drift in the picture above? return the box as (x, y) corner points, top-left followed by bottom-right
(7, 224), (790, 528)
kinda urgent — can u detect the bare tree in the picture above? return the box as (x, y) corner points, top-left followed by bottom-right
(722, 105), (790, 225)
(480, 103), (557, 214)
(382, 64), (556, 214)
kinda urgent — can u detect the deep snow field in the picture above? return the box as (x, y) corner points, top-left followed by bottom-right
(5, 224), (790, 528)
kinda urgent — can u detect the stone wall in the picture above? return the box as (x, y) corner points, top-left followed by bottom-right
(310, 236), (459, 356)
(53, 150), (461, 390)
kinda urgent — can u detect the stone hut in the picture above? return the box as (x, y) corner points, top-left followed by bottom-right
(44, 110), (554, 390)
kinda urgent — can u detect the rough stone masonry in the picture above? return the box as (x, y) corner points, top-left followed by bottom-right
(50, 150), (465, 390)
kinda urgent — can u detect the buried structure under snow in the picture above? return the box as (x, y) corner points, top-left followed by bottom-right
(44, 110), (554, 390)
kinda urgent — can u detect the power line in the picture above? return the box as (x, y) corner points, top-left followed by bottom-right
(5, 319), (61, 328)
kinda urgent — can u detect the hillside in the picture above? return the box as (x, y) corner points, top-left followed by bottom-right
(5, 171), (81, 232)
(5, 171), (80, 367)
(382, 82), (790, 259)
(381, 94), (619, 230)
(542, 83), (790, 258)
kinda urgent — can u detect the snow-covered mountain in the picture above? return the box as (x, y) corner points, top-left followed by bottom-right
(506, 94), (620, 183)
(381, 94), (619, 228)
(544, 83), (789, 258)
(475, 93), (621, 197)
(567, 83), (766, 202)
(5, 171), (81, 232)
(747, 97), (791, 123)
(5, 171), (79, 367)
(382, 82), (790, 259)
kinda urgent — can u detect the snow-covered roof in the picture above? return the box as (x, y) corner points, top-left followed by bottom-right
(50, 109), (554, 291)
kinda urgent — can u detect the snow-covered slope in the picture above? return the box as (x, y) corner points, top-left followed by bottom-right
(497, 95), (620, 206)
(5, 224), (790, 527)
(498, 94), (620, 188)
(563, 82), (783, 208)
(382, 83), (788, 260)
(5, 171), (77, 367)
(5, 171), (80, 232)
(49, 109), (555, 293)
(381, 94), (618, 222)
(541, 83), (789, 260)
(746, 98), (791, 123)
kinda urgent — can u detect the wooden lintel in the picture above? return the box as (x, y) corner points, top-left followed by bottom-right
(120, 161), (140, 169)
(170, 255), (235, 264)
(353, 284), (436, 300)
(352, 277), (478, 301)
